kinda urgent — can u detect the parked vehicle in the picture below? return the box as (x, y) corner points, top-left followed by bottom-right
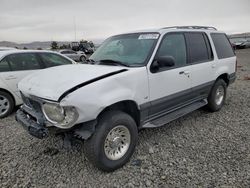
(0, 50), (76, 118)
(72, 41), (94, 54)
(59, 49), (87, 62)
(231, 38), (250, 49)
(16, 26), (236, 171)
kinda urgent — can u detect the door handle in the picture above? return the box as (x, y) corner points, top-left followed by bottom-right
(179, 71), (190, 75)
(5, 75), (17, 80)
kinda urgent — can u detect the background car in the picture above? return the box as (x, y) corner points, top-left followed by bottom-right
(0, 50), (76, 118)
(230, 38), (250, 49)
(59, 49), (87, 62)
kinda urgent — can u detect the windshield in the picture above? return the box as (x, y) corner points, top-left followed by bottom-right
(90, 33), (159, 66)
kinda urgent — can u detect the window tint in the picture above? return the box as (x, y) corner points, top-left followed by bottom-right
(185, 33), (211, 63)
(157, 33), (187, 67)
(40, 53), (72, 67)
(0, 57), (11, 72)
(211, 33), (235, 59)
(7, 53), (41, 71)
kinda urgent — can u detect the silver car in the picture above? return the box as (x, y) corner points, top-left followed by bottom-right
(59, 49), (87, 62)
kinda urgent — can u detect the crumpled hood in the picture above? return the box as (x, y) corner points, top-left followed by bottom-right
(18, 64), (126, 101)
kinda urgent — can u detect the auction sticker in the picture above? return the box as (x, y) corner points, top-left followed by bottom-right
(138, 34), (159, 40)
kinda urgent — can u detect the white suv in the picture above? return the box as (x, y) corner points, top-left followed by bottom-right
(16, 26), (236, 171)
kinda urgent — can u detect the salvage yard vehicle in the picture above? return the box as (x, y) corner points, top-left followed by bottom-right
(16, 26), (236, 171)
(59, 49), (87, 62)
(0, 50), (76, 118)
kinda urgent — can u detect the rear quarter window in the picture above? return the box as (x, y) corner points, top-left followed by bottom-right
(0, 57), (11, 72)
(211, 33), (235, 59)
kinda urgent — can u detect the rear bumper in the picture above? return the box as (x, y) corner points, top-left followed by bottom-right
(229, 72), (236, 85)
(16, 109), (48, 139)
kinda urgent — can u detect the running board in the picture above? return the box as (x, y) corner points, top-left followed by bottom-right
(142, 99), (207, 128)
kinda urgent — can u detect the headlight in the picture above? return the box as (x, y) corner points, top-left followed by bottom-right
(42, 103), (79, 128)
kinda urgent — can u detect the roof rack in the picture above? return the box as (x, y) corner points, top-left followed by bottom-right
(162, 26), (217, 31)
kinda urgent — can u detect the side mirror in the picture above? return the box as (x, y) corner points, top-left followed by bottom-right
(151, 56), (175, 73)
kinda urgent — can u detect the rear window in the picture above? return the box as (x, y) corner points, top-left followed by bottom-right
(211, 33), (235, 59)
(39, 53), (72, 67)
(185, 32), (213, 64)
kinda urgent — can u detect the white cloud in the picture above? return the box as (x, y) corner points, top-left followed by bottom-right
(0, 0), (249, 42)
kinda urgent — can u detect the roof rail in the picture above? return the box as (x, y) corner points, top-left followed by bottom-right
(162, 26), (217, 31)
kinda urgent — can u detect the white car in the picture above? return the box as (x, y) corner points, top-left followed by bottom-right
(0, 50), (76, 118)
(59, 49), (87, 62)
(16, 26), (236, 171)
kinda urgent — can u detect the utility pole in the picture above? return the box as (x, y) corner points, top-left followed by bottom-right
(74, 17), (76, 41)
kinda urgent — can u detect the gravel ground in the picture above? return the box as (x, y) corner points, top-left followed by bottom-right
(1, 49), (250, 187)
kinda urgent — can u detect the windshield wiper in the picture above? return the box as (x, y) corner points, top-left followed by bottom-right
(99, 59), (130, 67)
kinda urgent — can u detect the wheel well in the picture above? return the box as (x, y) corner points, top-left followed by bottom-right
(98, 100), (140, 126)
(217, 73), (229, 85)
(0, 88), (16, 106)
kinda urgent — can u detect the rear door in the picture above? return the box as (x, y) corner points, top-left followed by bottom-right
(38, 52), (73, 67)
(148, 32), (192, 117)
(0, 53), (43, 98)
(185, 32), (215, 100)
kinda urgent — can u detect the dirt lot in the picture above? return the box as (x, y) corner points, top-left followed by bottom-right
(1, 49), (250, 187)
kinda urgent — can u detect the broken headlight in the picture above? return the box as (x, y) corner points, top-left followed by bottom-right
(42, 103), (78, 129)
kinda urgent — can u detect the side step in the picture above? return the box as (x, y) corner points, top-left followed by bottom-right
(142, 99), (207, 128)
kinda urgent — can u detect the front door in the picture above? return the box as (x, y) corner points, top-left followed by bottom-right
(147, 32), (192, 117)
(0, 53), (42, 98)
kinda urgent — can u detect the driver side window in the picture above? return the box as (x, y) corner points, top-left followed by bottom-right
(157, 33), (187, 67)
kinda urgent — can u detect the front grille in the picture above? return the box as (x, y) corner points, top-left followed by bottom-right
(21, 93), (41, 112)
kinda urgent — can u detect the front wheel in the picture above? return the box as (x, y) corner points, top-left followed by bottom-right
(83, 111), (138, 171)
(0, 91), (14, 118)
(207, 79), (227, 112)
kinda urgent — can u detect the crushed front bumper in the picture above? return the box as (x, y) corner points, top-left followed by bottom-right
(16, 108), (48, 139)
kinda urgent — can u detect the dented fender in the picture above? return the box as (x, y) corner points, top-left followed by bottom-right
(60, 67), (150, 124)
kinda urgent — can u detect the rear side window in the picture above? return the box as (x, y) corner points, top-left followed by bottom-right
(0, 57), (11, 72)
(39, 53), (72, 67)
(185, 32), (212, 64)
(211, 33), (235, 59)
(7, 53), (41, 71)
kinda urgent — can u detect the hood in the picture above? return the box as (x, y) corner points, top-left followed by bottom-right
(18, 64), (127, 101)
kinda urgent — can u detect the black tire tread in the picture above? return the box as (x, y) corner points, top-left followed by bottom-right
(0, 91), (15, 118)
(84, 110), (138, 171)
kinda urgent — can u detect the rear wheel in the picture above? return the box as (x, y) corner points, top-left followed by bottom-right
(84, 111), (138, 171)
(80, 56), (86, 62)
(0, 91), (14, 118)
(207, 79), (227, 112)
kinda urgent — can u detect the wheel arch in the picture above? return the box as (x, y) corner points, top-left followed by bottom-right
(216, 73), (230, 86)
(0, 88), (16, 106)
(97, 100), (141, 127)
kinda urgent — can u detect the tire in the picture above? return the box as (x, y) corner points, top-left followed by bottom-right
(0, 91), (14, 118)
(80, 56), (86, 62)
(207, 79), (227, 112)
(84, 110), (138, 172)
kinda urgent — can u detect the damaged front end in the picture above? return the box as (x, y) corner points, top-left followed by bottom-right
(16, 93), (96, 140)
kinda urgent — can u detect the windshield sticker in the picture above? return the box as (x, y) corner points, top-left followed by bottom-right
(138, 34), (159, 40)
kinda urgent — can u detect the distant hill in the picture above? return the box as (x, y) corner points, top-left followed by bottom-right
(0, 39), (104, 49)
